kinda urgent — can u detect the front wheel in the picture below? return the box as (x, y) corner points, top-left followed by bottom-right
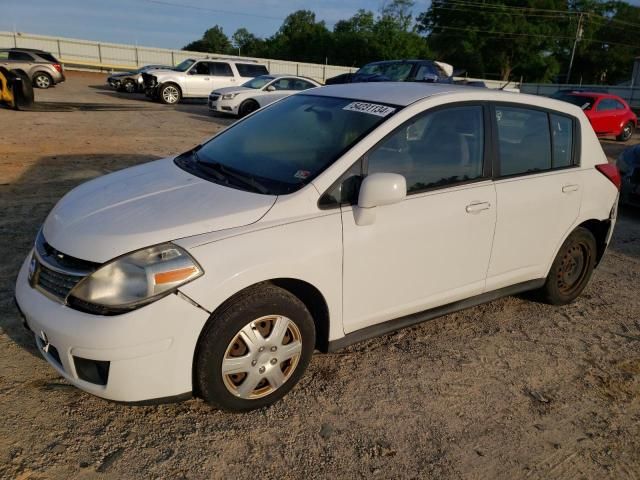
(122, 79), (136, 93)
(195, 284), (315, 412)
(539, 227), (597, 305)
(616, 122), (634, 142)
(238, 99), (259, 118)
(159, 83), (181, 104)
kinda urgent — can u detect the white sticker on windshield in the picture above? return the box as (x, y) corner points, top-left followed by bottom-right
(343, 102), (396, 117)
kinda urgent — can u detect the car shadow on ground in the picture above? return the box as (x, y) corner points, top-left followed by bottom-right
(0, 154), (163, 360)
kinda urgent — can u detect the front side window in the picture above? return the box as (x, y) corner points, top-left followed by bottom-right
(0, 51), (8, 60)
(596, 99), (617, 112)
(496, 106), (551, 176)
(368, 105), (485, 193)
(192, 62), (210, 75)
(211, 62), (233, 76)
(271, 78), (294, 90)
(293, 79), (316, 90)
(178, 95), (397, 194)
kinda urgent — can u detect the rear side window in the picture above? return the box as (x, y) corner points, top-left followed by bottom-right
(496, 107), (551, 176)
(211, 62), (233, 76)
(368, 105), (485, 193)
(37, 52), (58, 63)
(9, 51), (34, 61)
(596, 99), (618, 111)
(236, 63), (269, 77)
(550, 114), (573, 168)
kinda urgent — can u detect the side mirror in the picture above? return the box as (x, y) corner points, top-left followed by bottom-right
(266, 85), (276, 92)
(355, 173), (406, 226)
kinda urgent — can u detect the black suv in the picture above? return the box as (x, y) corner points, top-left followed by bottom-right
(325, 59), (452, 85)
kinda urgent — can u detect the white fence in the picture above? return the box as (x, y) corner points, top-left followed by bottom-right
(0, 31), (357, 82)
(521, 83), (640, 109)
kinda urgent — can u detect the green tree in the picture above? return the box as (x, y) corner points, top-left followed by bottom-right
(183, 25), (231, 54)
(232, 28), (265, 57)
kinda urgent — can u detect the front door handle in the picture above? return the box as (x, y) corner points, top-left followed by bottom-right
(465, 201), (491, 214)
(562, 184), (579, 193)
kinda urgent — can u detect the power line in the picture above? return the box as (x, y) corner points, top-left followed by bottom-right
(428, 24), (640, 49)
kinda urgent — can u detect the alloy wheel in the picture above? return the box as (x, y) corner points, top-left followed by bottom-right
(35, 74), (51, 88)
(162, 86), (179, 104)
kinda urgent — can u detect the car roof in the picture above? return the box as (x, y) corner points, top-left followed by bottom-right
(1, 48), (50, 54)
(300, 82), (485, 106)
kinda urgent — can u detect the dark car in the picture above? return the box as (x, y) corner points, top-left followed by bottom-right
(107, 65), (172, 93)
(618, 144), (640, 206)
(325, 59), (453, 85)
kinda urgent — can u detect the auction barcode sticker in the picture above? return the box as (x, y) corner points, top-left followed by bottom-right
(343, 102), (396, 117)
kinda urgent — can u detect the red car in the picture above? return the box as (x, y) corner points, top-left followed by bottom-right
(552, 91), (637, 142)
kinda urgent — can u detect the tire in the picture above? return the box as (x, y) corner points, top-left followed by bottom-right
(238, 99), (259, 118)
(195, 284), (315, 412)
(122, 79), (136, 94)
(539, 227), (597, 305)
(159, 83), (181, 104)
(32, 71), (52, 89)
(616, 122), (634, 142)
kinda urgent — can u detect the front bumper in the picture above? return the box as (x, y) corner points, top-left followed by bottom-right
(208, 97), (238, 115)
(14, 252), (210, 403)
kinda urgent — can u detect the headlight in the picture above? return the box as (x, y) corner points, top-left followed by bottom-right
(68, 243), (203, 313)
(222, 93), (237, 100)
(137, 76), (143, 83)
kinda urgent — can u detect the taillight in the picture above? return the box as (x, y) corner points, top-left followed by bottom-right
(52, 63), (62, 73)
(595, 163), (621, 191)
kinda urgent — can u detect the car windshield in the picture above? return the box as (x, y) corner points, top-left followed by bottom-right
(553, 93), (596, 110)
(176, 95), (398, 195)
(243, 76), (274, 89)
(357, 62), (413, 81)
(174, 59), (195, 72)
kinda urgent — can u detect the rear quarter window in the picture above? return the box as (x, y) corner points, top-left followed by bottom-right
(36, 52), (58, 63)
(236, 63), (269, 77)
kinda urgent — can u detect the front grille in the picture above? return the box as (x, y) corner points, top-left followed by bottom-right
(35, 261), (84, 300)
(142, 72), (157, 88)
(32, 231), (99, 302)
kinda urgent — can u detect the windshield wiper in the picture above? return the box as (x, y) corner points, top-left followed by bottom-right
(194, 153), (269, 194)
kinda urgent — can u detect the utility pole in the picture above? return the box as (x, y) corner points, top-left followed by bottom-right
(567, 13), (584, 84)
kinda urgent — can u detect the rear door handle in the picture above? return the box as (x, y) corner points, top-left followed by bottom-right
(562, 184), (579, 193)
(465, 201), (491, 214)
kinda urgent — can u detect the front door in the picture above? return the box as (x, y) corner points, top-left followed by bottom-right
(183, 61), (213, 96)
(341, 104), (497, 333)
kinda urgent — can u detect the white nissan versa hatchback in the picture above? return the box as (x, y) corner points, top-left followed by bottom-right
(15, 83), (620, 412)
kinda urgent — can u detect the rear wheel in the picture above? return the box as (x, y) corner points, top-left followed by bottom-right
(238, 99), (259, 118)
(539, 227), (597, 305)
(159, 83), (181, 104)
(616, 122), (634, 142)
(196, 284), (315, 412)
(32, 72), (52, 89)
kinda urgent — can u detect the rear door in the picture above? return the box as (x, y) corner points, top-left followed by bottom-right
(340, 104), (497, 333)
(486, 104), (582, 290)
(209, 62), (237, 90)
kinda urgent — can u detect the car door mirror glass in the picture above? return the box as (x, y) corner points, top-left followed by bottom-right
(266, 85), (276, 92)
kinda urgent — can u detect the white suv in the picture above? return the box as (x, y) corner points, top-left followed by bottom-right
(143, 58), (268, 104)
(15, 83), (619, 412)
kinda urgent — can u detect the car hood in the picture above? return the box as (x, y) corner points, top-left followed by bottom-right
(212, 86), (255, 96)
(109, 72), (134, 79)
(42, 158), (276, 263)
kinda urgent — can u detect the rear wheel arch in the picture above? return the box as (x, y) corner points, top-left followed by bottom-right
(578, 218), (612, 265)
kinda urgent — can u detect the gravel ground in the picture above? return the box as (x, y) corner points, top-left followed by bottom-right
(1, 72), (639, 480)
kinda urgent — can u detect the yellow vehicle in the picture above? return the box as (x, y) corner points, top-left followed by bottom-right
(0, 67), (34, 110)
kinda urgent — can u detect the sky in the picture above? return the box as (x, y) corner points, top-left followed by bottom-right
(0, 0), (430, 49)
(2, 0), (639, 50)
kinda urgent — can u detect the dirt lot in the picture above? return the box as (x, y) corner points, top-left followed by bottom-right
(1, 72), (639, 480)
